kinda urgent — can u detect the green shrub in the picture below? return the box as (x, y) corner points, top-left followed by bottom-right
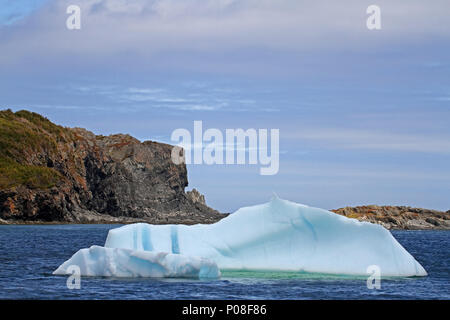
(0, 158), (61, 189)
(0, 109), (68, 190)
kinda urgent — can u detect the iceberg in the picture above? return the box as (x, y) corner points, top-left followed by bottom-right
(53, 245), (220, 279)
(104, 197), (427, 277)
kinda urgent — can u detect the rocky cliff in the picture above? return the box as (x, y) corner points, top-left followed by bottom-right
(332, 205), (450, 230)
(0, 109), (225, 224)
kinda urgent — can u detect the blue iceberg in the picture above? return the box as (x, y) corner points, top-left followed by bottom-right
(55, 197), (427, 278)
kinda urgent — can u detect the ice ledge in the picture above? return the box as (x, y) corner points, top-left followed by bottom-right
(53, 245), (220, 279)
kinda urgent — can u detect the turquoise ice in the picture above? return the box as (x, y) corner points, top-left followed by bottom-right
(105, 197), (427, 277)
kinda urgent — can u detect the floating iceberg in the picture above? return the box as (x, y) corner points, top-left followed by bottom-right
(53, 245), (220, 279)
(104, 197), (427, 277)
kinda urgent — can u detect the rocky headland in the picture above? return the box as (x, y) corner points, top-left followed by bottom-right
(0, 109), (224, 224)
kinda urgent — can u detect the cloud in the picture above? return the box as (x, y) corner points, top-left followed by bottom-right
(285, 128), (450, 154)
(0, 0), (47, 25)
(435, 97), (450, 102)
(41, 82), (278, 113)
(280, 161), (450, 181)
(126, 88), (165, 94)
(9, 104), (108, 111)
(1, 0), (450, 73)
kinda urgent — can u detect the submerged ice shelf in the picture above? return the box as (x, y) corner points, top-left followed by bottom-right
(55, 197), (427, 278)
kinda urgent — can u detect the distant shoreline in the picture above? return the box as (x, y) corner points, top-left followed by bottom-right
(332, 205), (449, 230)
(2, 205), (448, 230)
(0, 213), (229, 226)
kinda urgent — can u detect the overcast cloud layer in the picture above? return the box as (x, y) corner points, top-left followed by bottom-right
(1, 1), (449, 211)
(2, 0), (450, 72)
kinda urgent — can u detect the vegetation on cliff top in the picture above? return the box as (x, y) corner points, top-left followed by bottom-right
(0, 109), (65, 189)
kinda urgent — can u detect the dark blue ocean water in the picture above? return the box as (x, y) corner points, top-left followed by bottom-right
(0, 225), (448, 300)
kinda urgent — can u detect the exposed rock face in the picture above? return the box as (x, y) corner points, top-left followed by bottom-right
(0, 110), (224, 224)
(332, 205), (450, 230)
(186, 188), (206, 205)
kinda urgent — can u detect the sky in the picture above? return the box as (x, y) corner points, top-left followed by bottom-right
(0, 0), (449, 212)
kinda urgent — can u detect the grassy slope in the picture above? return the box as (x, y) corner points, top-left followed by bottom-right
(0, 109), (68, 190)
